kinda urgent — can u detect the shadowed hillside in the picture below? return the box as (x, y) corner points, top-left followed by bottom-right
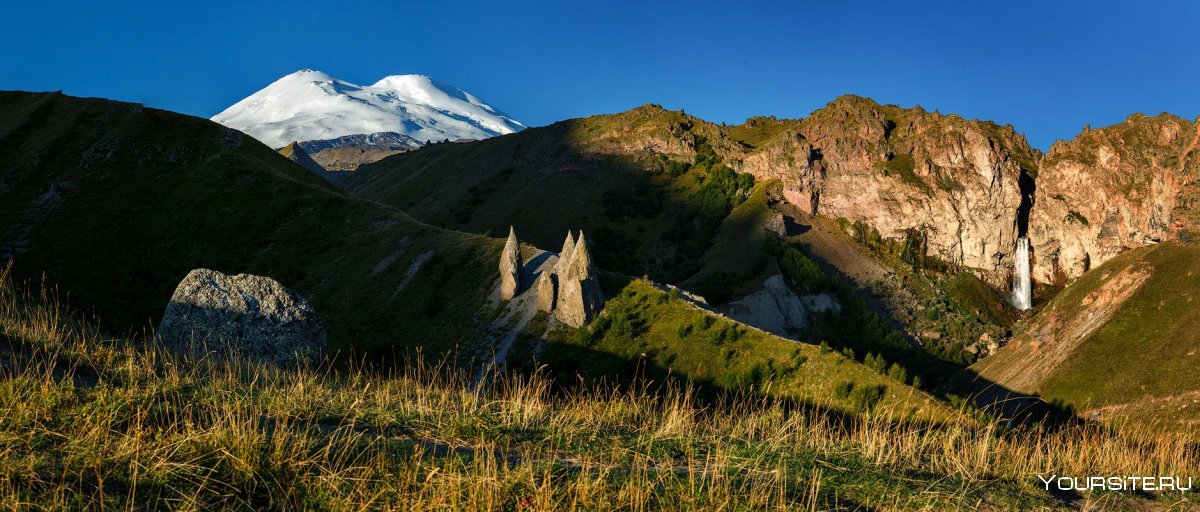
(0, 91), (497, 357)
(0, 91), (960, 410)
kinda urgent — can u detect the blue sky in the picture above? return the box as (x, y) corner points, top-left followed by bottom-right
(2, 0), (1197, 149)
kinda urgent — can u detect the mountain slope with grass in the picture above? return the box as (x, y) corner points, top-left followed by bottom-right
(964, 242), (1200, 433)
(342, 101), (1028, 382)
(344, 104), (749, 284)
(0, 91), (963, 412)
(0, 90), (497, 357)
(2, 265), (1194, 510)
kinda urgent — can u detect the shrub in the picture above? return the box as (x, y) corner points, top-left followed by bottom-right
(744, 362), (768, 387)
(887, 363), (908, 383)
(834, 380), (855, 399)
(850, 384), (887, 413)
(864, 352), (887, 374)
(675, 324), (692, 340)
(707, 328), (725, 346)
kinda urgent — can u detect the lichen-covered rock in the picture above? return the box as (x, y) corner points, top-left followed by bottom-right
(158, 269), (327, 366)
(499, 226), (522, 300)
(536, 271), (557, 313)
(555, 232), (605, 327)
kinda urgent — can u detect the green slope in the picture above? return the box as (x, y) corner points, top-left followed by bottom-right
(342, 105), (752, 284)
(970, 242), (1200, 432)
(0, 91), (496, 356)
(0, 91), (954, 415)
(519, 279), (952, 420)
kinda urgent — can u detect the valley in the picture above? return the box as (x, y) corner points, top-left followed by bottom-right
(4, 1), (1197, 508)
(3, 84), (1200, 509)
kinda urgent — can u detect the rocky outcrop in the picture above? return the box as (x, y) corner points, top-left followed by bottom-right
(719, 274), (839, 336)
(553, 231), (605, 328)
(728, 96), (1040, 285)
(499, 226), (522, 300)
(1030, 114), (1200, 284)
(536, 271), (556, 312)
(299, 132), (420, 172)
(553, 232), (576, 276)
(499, 228), (604, 327)
(278, 142), (336, 181)
(556, 233), (605, 327)
(158, 269), (327, 366)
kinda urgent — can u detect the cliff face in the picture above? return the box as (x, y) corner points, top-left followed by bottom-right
(1030, 114), (1200, 284)
(347, 94), (1200, 293)
(728, 96), (1039, 284)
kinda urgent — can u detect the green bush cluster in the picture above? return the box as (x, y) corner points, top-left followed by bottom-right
(765, 237), (831, 293)
(833, 380), (888, 413)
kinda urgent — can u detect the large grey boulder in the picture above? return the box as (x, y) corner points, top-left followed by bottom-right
(719, 274), (839, 337)
(158, 268), (327, 366)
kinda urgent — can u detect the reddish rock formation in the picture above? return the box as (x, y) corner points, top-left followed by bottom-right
(1030, 114), (1200, 283)
(728, 95), (1039, 285)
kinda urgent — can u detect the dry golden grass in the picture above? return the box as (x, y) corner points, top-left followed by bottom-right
(0, 264), (1196, 511)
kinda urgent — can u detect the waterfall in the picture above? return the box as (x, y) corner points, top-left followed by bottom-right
(1011, 237), (1032, 310)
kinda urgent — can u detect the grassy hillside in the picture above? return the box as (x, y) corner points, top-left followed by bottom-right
(520, 279), (949, 420)
(0, 91), (961, 407)
(3, 267), (1195, 510)
(969, 242), (1200, 433)
(343, 105), (752, 284)
(0, 91), (496, 357)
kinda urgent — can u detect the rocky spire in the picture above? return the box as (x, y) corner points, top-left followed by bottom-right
(553, 231), (576, 276)
(499, 226), (522, 300)
(536, 271), (556, 313)
(565, 231), (592, 281)
(555, 230), (603, 327)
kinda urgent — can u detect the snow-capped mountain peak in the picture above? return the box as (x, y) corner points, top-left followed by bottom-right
(212, 69), (525, 149)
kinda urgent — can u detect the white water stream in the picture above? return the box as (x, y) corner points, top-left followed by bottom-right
(1011, 237), (1032, 310)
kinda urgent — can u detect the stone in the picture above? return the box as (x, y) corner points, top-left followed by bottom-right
(719, 274), (839, 336)
(564, 231), (593, 281)
(499, 226), (522, 300)
(554, 231), (576, 276)
(555, 231), (605, 328)
(158, 268), (327, 366)
(764, 213), (788, 237)
(536, 271), (557, 313)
